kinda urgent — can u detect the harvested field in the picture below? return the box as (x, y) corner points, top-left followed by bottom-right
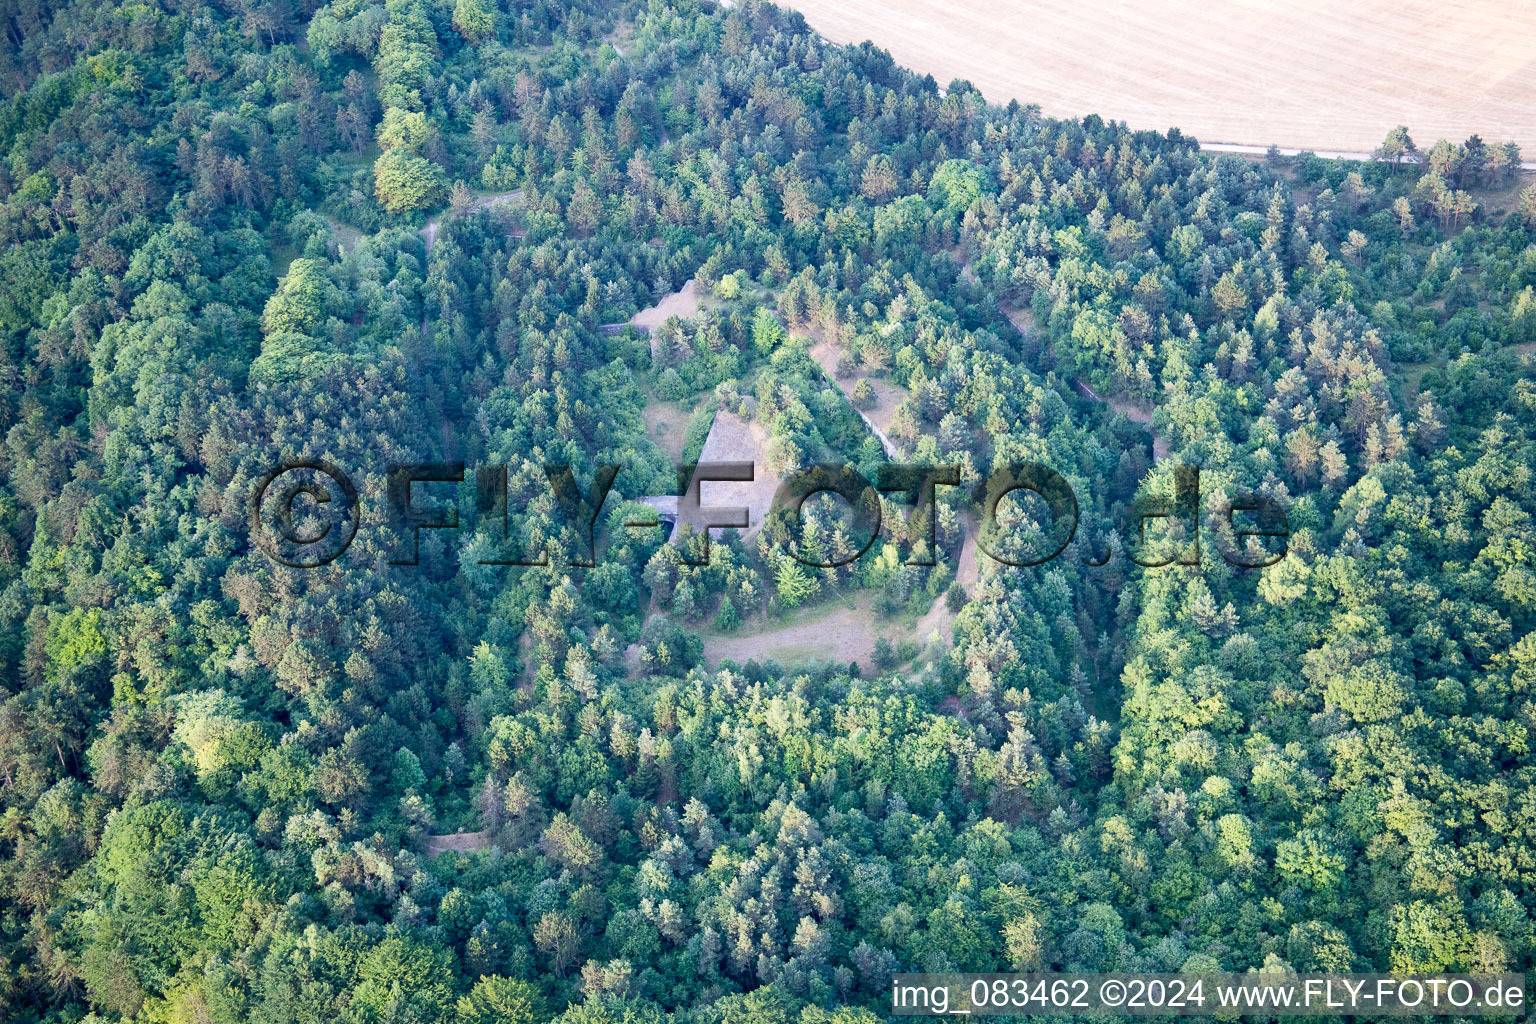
(783, 0), (1536, 155)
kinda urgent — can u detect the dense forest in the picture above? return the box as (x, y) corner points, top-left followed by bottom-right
(2, 0), (1536, 1020)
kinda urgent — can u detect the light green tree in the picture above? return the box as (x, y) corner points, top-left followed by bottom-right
(452, 0), (493, 43)
(775, 557), (817, 608)
(456, 976), (545, 1024)
(374, 149), (447, 213)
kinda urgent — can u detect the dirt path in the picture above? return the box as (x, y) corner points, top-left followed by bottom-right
(909, 516), (979, 639)
(417, 191), (524, 337)
(806, 337), (902, 456)
(421, 190), (524, 254)
(954, 515), (979, 588)
(1202, 142), (1535, 170)
(1073, 379), (1168, 460)
(853, 403), (898, 458)
(994, 301), (1167, 458)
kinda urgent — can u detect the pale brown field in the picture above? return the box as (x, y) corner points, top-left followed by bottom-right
(784, 0), (1536, 155)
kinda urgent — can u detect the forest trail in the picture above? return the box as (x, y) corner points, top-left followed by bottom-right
(997, 300), (1167, 459)
(909, 516), (979, 640)
(806, 335), (901, 457)
(702, 516), (978, 669)
(805, 327), (980, 651)
(953, 515), (980, 588)
(1073, 379), (1168, 461)
(417, 190), (524, 338)
(421, 190), (525, 254)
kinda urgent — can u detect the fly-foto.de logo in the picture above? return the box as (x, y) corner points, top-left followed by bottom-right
(250, 459), (1289, 571)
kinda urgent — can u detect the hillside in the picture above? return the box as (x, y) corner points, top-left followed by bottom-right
(0, 0), (1535, 1021)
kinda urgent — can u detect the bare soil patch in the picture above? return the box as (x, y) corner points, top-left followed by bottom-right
(695, 410), (779, 537)
(783, 0), (1536, 155)
(631, 280), (701, 333)
(703, 522), (976, 669)
(703, 590), (950, 669)
(704, 596), (885, 668)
